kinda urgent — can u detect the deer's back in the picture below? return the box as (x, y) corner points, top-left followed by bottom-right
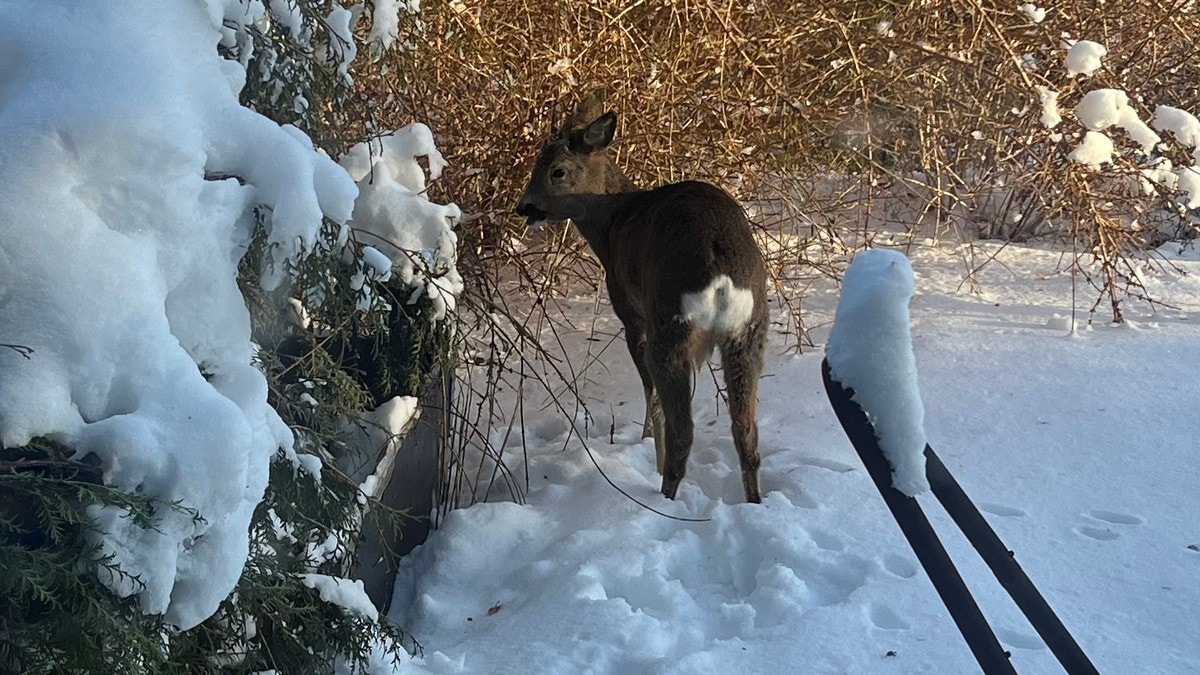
(606, 181), (765, 318)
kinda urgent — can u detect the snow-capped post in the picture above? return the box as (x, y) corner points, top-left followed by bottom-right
(823, 250), (1012, 671)
(823, 249), (1097, 674)
(825, 249), (929, 497)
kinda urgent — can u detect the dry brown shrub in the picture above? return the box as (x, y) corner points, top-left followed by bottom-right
(354, 1), (906, 321)
(870, 0), (1200, 320)
(345, 1), (1200, 318)
(336, 0), (1200, 505)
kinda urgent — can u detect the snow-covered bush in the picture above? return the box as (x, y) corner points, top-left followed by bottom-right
(1017, 33), (1200, 321)
(809, 1), (1200, 322)
(0, 0), (456, 671)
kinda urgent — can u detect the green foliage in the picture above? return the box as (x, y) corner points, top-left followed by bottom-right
(0, 441), (183, 674)
(166, 213), (441, 671)
(221, 0), (356, 149)
(165, 62), (445, 675)
(166, 454), (414, 674)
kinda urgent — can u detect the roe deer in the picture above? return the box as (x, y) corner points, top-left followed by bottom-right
(516, 90), (768, 503)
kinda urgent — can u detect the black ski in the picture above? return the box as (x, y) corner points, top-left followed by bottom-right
(822, 358), (1098, 675)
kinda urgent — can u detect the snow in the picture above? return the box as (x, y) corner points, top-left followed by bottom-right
(1068, 130), (1115, 167)
(363, 246), (396, 282)
(217, 0), (267, 67)
(826, 249), (929, 497)
(368, 0), (419, 54)
(383, 239), (1200, 673)
(296, 452), (324, 481)
(1151, 105), (1200, 207)
(1176, 166), (1200, 209)
(1044, 313), (1074, 331)
(1065, 40), (1107, 77)
(1074, 89), (1130, 131)
(325, 4), (359, 81)
(1074, 89), (1160, 153)
(341, 126), (463, 321)
(1018, 3), (1046, 23)
(301, 574), (380, 622)
(1035, 86), (1061, 128)
(267, 0), (306, 42)
(1154, 105), (1200, 161)
(347, 395), (421, 501)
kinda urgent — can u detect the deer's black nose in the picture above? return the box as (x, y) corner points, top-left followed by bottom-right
(516, 199), (547, 224)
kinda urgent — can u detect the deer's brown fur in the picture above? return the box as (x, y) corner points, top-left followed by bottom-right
(517, 90), (768, 503)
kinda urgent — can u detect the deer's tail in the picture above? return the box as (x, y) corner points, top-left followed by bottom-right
(680, 274), (757, 368)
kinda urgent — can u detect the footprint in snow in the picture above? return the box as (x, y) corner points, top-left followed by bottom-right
(979, 502), (1027, 518)
(786, 490), (819, 510)
(881, 553), (918, 579)
(807, 554), (872, 607)
(1076, 525), (1120, 541)
(997, 628), (1045, 651)
(795, 456), (857, 473)
(1074, 510), (1144, 541)
(532, 416), (570, 442)
(870, 604), (911, 630)
(807, 528), (845, 552)
(1086, 510), (1144, 526)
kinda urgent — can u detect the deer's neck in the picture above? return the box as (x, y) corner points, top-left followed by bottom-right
(603, 161), (636, 194)
(548, 164), (639, 266)
(540, 192), (635, 264)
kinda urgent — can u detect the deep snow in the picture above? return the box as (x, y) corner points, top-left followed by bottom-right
(0, 0), (357, 629)
(387, 239), (1200, 674)
(0, 0), (454, 631)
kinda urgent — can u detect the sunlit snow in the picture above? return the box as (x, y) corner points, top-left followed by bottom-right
(1065, 40), (1107, 77)
(0, 0), (450, 631)
(1074, 89), (1160, 153)
(826, 249), (929, 497)
(1068, 130), (1116, 168)
(385, 242), (1200, 674)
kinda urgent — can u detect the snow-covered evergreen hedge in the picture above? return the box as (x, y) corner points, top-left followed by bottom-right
(0, 1), (457, 671)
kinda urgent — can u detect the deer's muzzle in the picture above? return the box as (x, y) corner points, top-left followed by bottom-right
(515, 199), (548, 227)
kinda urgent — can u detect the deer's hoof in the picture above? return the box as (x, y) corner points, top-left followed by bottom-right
(743, 475), (762, 504)
(661, 479), (680, 500)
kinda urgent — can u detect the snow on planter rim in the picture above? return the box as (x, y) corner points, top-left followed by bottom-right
(825, 249), (929, 496)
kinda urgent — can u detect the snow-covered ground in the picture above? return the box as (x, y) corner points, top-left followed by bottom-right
(388, 240), (1200, 674)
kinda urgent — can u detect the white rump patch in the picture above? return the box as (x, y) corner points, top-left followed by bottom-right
(680, 274), (755, 334)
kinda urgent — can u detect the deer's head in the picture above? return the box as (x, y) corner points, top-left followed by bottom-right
(516, 89), (621, 228)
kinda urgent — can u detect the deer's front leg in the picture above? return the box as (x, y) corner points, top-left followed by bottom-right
(623, 323), (665, 471)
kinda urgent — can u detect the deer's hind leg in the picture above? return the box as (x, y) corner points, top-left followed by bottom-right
(721, 322), (765, 503)
(623, 323), (665, 471)
(647, 323), (696, 500)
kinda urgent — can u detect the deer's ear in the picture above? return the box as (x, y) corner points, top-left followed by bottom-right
(567, 88), (608, 130)
(581, 111), (617, 152)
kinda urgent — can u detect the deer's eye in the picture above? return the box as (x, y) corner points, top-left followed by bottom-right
(550, 167), (567, 183)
